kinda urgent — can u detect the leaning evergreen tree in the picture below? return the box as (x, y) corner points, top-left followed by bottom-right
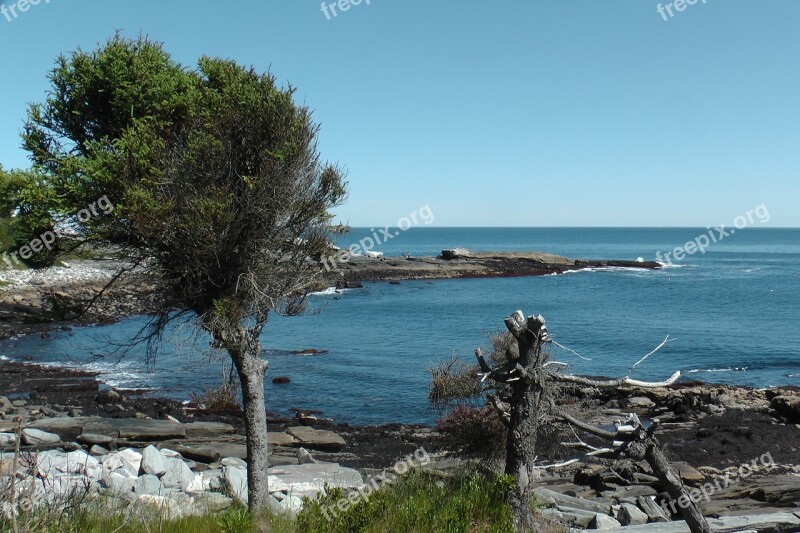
(23, 35), (347, 512)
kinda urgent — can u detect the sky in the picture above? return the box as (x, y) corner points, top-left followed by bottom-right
(0, 1), (798, 227)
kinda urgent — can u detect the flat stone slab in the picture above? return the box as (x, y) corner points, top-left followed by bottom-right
(267, 463), (362, 499)
(584, 510), (800, 533)
(286, 427), (345, 452)
(268, 432), (298, 447)
(83, 418), (186, 440)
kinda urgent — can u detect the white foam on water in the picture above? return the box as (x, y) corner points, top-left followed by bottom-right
(310, 287), (350, 297)
(686, 367), (748, 374)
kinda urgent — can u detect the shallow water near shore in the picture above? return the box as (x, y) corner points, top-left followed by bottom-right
(1, 228), (799, 425)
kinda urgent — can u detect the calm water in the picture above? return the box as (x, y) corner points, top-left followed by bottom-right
(2, 228), (799, 425)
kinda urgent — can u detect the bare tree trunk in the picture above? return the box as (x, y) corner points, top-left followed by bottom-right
(644, 441), (711, 533)
(231, 346), (271, 513)
(503, 313), (548, 532)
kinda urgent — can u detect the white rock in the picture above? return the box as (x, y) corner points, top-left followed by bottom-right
(161, 457), (193, 491)
(0, 433), (16, 447)
(221, 457), (247, 468)
(224, 466), (248, 504)
(140, 445), (168, 476)
(279, 496), (304, 516)
(134, 474), (165, 496)
(105, 471), (135, 494)
(21, 428), (60, 445)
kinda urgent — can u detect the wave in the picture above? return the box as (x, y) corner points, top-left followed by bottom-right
(686, 367), (748, 374)
(309, 287), (350, 297)
(789, 373), (800, 378)
(656, 262), (689, 269)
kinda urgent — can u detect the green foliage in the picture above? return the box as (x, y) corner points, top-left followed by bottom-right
(22, 33), (347, 325)
(0, 165), (60, 266)
(298, 470), (516, 533)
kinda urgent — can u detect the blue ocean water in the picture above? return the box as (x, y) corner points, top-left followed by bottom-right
(1, 228), (798, 425)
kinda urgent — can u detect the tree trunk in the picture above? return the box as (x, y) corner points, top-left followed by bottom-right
(232, 347), (271, 513)
(645, 440), (711, 533)
(504, 313), (548, 532)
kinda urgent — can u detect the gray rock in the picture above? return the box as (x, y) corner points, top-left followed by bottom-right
(77, 433), (115, 446)
(140, 445), (168, 476)
(134, 474), (164, 495)
(89, 445), (109, 456)
(0, 433), (16, 447)
(195, 492), (235, 512)
(534, 487), (612, 515)
(589, 513), (622, 530)
(224, 466), (248, 504)
(221, 457), (247, 469)
(286, 426), (346, 452)
(297, 447), (318, 464)
(279, 496), (304, 516)
(105, 471), (136, 494)
(617, 502), (649, 526)
(22, 428), (61, 445)
(161, 457), (194, 491)
(637, 495), (670, 522)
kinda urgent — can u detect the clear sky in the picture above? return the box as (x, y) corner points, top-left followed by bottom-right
(1, 1), (798, 227)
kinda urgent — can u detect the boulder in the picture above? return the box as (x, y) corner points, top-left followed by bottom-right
(170, 444), (220, 464)
(636, 495), (669, 522)
(77, 433), (115, 447)
(286, 426), (346, 452)
(224, 466), (248, 504)
(140, 445), (168, 476)
(617, 502), (649, 526)
(297, 448), (318, 465)
(533, 487), (612, 515)
(671, 462), (705, 484)
(161, 458), (194, 491)
(589, 513), (622, 530)
(440, 248), (475, 260)
(21, 428), (61, 445)
(0, 433), (16, 447)
(134, 474), (164, 496)
(279, 496), (304, 516)
(268, 432), (298, 447)
(625, 397), (656, 410)
(105, 471), (135, 494)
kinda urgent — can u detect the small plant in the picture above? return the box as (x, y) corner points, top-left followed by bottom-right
(189, 383), (242, 412)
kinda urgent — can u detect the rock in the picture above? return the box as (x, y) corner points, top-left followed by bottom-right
(89, 445), (109, 456)
(12, 400), (26, 407)
(102, 448), (143, 479)
(533, 487), (612, 515)
(440, 248), (475, 260)
(671, 462), (705, 484)
(221, 457), (247, 469)
(161, 458), (194, 491)
(170, 444), (220, 464)
(268, 432), (298, 447)
(751, 475), (800, 505)
(0, 433), (16, 447)
(297, 448), (318, 465)
(165, 415), (180, 424)
(617, 502), (649, 526)
(95, 390), (125, 404)
(22, 428), (61, 445)
(279, 496), (304, 516)
(105, 471), (135, 494)
(134, 494), (183, 520)
(626, 397), (656, 410)
(589, 513), (622, 530)
(140, 445), (168, 476)
(134, 474), (164, 495)
(83, 418), (186, 440)
(636, 495), (669, 522)
(771, 394), (800, 423)
(78, 433), (116, 447)
(286, 426), (346, 452)
(272, 376), (291, 384)
(224, 466), (248, 505)
(195, 492), (234, 512)
(25, 418), (83, 441)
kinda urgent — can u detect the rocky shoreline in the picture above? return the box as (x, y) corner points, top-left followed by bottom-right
(0, 251), (659, 339)
(1, 361), (798, 529)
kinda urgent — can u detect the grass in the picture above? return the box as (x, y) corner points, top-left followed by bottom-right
(0, 469), (541, 533)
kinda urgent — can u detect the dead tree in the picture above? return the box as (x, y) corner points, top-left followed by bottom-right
(475, 311), (549, 531)
(473, 310), (711, 533)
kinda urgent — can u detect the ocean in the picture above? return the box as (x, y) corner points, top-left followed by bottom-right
(1, 228), (798, 425)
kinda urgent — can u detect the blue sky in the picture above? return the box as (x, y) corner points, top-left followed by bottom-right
(1, 1), (798, 227)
